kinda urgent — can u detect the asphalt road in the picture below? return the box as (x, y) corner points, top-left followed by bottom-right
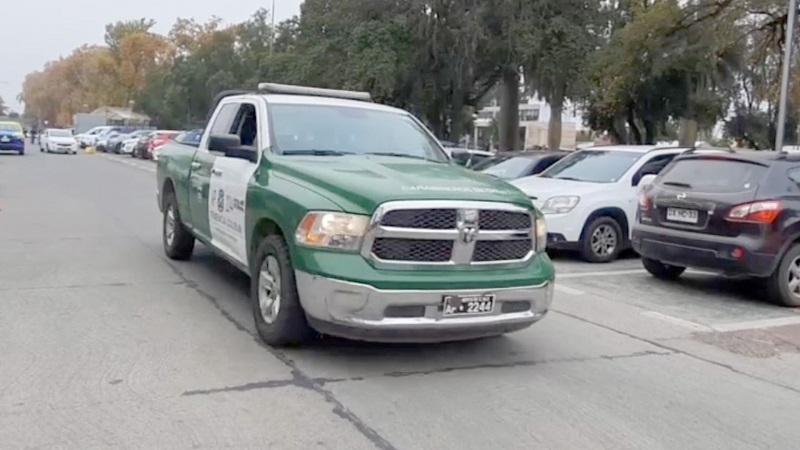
(3, 147), (800, 449)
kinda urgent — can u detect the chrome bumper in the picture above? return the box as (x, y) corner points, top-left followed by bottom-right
(295, 270), (554, 343)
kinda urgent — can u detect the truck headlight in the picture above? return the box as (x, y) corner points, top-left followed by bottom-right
(534, 216), (547, 251)
(541, 196), (580, 214)
(295, 211), (370, 251)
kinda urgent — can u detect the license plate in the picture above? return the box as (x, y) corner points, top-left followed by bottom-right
(666, 208), (699, 224)
(442, 294), (495, 317)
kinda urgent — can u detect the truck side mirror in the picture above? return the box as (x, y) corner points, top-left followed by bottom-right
(208, 134), (240, 153)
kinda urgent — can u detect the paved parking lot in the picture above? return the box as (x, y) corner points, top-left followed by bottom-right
(2, 149), (800, 449)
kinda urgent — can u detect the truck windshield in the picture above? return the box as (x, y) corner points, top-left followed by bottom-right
(269, 104), (448, 162)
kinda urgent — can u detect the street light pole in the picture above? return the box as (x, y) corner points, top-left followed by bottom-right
(776, 0), (798, 151)
(269, 0), (276, 57)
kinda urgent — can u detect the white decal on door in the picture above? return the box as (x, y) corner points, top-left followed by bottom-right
(208, 157), (257, 265)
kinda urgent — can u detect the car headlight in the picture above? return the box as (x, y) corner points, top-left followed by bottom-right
(12, 132), (24, 138)
(295, 211), (370, 251)
(534, 216), (547, 251)
(541, 196), (580, 214)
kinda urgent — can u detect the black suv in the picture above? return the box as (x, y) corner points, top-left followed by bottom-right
(632, 149), (800, 306)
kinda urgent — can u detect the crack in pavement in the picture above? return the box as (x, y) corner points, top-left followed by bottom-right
(80, 171), (398, 450)
(0, 280), (185, 292)
(551, 308), (800, 396)
(163, 261), (397, 450)
(179, 349), (674, 395)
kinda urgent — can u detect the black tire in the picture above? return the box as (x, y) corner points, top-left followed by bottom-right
(765, 244), (800, 307)
(251, 235), (314, 347)
(19, 149), (24, 155)
(642, 257), (685, 280)
(580, 216), (623, 263)
(162, 192), (195, 260)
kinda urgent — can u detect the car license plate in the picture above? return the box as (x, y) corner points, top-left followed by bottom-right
(666, 208), (699, 224)
(442, 294), (495, 317)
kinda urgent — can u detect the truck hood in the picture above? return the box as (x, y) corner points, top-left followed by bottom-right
(272, 155), (532, 214)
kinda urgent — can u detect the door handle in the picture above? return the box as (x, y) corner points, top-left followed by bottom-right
(211, 168), (223, 176)
(190, 162), (201, 169)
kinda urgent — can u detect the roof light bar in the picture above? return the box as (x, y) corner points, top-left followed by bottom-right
(257, 83), (372, 102)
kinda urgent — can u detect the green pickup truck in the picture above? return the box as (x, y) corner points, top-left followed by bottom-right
(156, 83), (555, 347)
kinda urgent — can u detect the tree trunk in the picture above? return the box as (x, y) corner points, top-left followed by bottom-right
(678, 118), (698, 146)
(548, 97), (563, 151)
(626, 105), (642, 144)
(643, 119), (656, 145)
(498, 66), (520, 152)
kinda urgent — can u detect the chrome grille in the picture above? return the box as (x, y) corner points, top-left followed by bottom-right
(361, 200), (536, 266)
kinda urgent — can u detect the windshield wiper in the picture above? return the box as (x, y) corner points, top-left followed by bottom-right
(553, 176), (584, 182)
(663, 181), (692, 188)
(364, 152), (441, 162)
(281, 149), (353, 156)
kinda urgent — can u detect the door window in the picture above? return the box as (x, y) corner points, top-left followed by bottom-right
(206, 103), (240, 147)
(228, 103), (259, 150)
(632, 153), (678, 186)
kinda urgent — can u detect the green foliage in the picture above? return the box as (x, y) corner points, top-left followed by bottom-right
(45, 0), (791, 149)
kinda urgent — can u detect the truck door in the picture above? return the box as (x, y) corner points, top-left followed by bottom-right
(207, 101), (263, 266)
(188, 103), (240, 242)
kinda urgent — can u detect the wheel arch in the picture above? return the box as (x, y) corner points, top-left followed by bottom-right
(249, 216), (287, 270)
(159, 178), (176, 213)
(580, 206), (630, 247)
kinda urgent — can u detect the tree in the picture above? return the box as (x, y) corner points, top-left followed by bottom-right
(105, 18), (157, 53)
(0, 96), (7, 116)
(585, 0), (742, 145)
(519, 0), (604, 150)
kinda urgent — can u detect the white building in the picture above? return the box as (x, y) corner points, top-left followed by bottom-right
(474, 94), (581, 150)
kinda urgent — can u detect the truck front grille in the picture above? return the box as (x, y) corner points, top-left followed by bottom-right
(362, 201), (536, 265)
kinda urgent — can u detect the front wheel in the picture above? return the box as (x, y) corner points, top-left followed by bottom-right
(580, 217), (623, 263)
(251, 235), (314, 347)
(162, 193), (195, 260)
(642, 257), (685, 280)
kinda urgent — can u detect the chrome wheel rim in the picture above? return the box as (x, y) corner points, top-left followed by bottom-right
(165, 206), (176, 246)
(258, 256), (282, 324)
(591, 224), (617, 256)
(788, 257), (800, 299)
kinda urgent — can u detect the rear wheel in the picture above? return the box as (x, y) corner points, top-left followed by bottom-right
(766, 244), (800, 307)
(162, 192), (195, 260)
(580, 216), (623, 263)
(642, 257), (686, 280)
(251, 235), (314, 347)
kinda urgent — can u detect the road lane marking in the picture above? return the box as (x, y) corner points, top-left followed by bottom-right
(558, 269), (646, 279)
(554, 284), (585, 295)
(100, 154), (156, 173)
(711, 315), (800, 332)
(641, 311), (714, 332)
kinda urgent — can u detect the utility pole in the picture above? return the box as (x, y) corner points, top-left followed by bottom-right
(269, 0), (276, 57)
(776, 0), (798, 151)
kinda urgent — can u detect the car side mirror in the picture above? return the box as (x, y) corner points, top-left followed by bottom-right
(208, 134), (240, 153)
(638, 174), (657, 189)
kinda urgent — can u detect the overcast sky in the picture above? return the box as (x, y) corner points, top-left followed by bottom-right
(0, 0), (302, 112)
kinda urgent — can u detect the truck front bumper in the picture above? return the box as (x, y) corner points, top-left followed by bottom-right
(296, 270), (554, 343)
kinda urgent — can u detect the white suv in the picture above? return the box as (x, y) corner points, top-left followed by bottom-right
(511, 145), (691, 262)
